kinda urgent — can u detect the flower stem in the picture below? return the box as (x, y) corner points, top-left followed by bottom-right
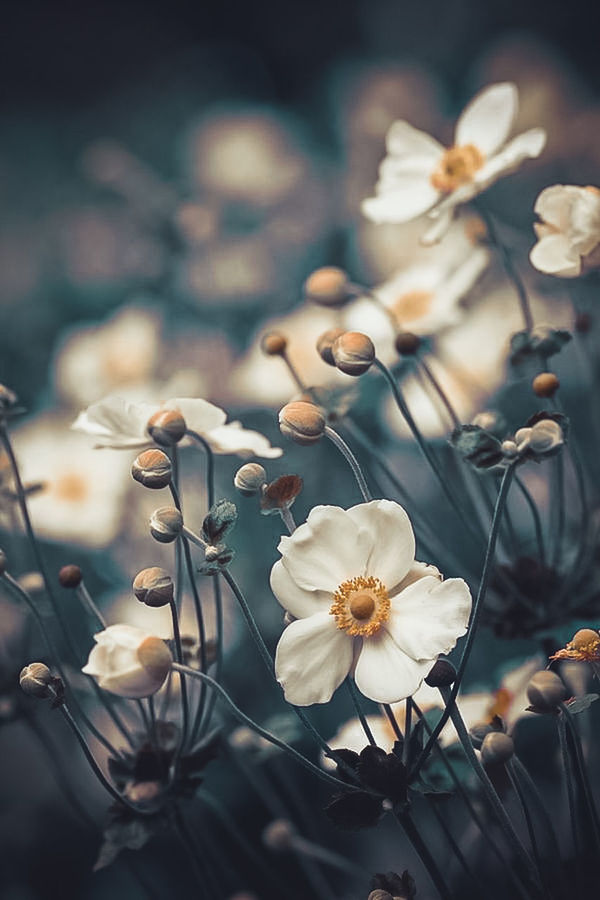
(324, 425), (372, 502)
(169, 598), (190, 749)
(396, 809), (455, 900)
(345, 677), (376, 746)
(186, 429), (215, 508)
(515, 475), (546, 564)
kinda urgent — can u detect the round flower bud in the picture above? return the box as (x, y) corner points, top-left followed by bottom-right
(58, 564), (83, 589)
(571, 628), (600, 652)
(316, 328), (346, 366)
(529, 419), (563, 454)
(532, 372), (559, 398)
(82, 624), (172, 698)
(469, 722), (498, 750)
(332, 331), (375, 376)
(132, 449), (172, 489)
(279, 401), (326, 445)
(234, 463), (267, 496)
(133, 567), (174, 608)
(394, 332), (421, 356)
(19, 663), (55, 699)
(425, 658), (457, 688)
(262, 819), (296, 851)
(480, 732), (515, 766)
(147, 409), (186, 447)
(501, 439), (519, 458)
(0, 549), (7, 576)
(150, 506), (183, 543)
(260, 332), (288, 357)
(303, 267), (352, 307)
(526, 670), (568, 712)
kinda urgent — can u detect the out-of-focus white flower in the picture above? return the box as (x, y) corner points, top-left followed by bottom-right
(82, 624), (172, 698)
(530, 185), (600, 278)
(8, 413), (131, 548)
(72, 395), (282, 458)
(272, 500), (472, 705)
(363, 82), (546, 242)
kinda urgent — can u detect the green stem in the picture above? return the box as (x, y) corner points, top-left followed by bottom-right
(515, 475), (546, 564)
(324, 425), (372, 502)
(397, 810), (455, 900)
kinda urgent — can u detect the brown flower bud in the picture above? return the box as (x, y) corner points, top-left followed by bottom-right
(133, 567), (174, 607)
(279, 401), (326, 445)
(262, 819), (296, 851)
(150, 506), (183, 543)
(395, 332), (421, 356)
(532, 372), (559, 398)
(234, 463), (267, 496)
(332, 331), (375, 376)
(58, 564), (83, 589)
(526, 670), (568, 712)
(425, 659), (457, 688)
(260, 332), (288, 356)
(480, 732), (514, 766)
(316, 328), (346, 366)
(147, 409), (186, 446)
(19, 663), (56, 699)
(132, 449), (172, 489)
(303, 266), (353, 307)
(137, 636), (173, 686)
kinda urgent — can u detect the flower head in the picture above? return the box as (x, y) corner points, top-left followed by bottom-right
(272, 500), (471, 705)
(530, 185), (600, 278)
(363, 82), (546, 242)
(82, 624), (172, 698)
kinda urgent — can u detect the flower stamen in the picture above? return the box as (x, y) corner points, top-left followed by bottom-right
(330, 575), (390, 637)
(431, 144), (485, 193)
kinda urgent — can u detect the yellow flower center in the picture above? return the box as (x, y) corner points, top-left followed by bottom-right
(391, 289), (433, 324)
(431, 144), (485, 193)
(330, 575), (390, 637)
(487, 687), (513, 721)
(54, 473), (89, 503)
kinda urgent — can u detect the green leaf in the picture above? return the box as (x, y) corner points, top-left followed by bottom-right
(201, 499), (237, 544)
(450, 424), (504, 469)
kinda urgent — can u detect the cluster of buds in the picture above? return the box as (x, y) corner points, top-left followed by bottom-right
(501, 415), (565, 462)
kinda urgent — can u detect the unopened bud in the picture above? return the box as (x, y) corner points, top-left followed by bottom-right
(304, 267), (353, 307)
(480, 732), (514, 766)
(150, 506), (183, 543)
(529, 419), (563, 454)
(279, 401), (326, 445)
(394, 332), (421, 356)
(19, 663), (56, 699)
(316, 329), (346, 366)
(262, 819), (296, 851)
(532, 372), (559, 398)
(260, 332), (288, 356)
(234, 463), (267, 496)
(137, 636), (173, 686)
(425, 659), (457, 688)
(133, 567), (174, 607)
(469, 721), (498, 750)
(132, 449), (172, 489)
(501, 439), (519, 458)
(527, 670), (568, 712)
(147, 409), (186, 446)
(58, 564), (83, 589)
(333, 331), (375, 376)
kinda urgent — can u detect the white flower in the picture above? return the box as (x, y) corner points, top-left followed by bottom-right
(362, 82), (546, 242)
(272, 500), (472, 705)
(82, 624), (173, 698)
(530, 184), (600, 277)
(72, 395), (282, 458)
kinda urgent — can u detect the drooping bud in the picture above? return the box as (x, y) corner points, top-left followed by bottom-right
(532, 372), (559, 398)
(425, 659), (457, 688)
(316, 328), (346, 366)
(147, 409), (186, 447)
(58, 564), (83, 589)
(303, 267), (353, 307)
(150, 506), (184, 543)
(260, 332), (288, 357)
(132, 449), (172, 489)
(332, 331), (375, 376)
(20, 663), (60, 700)
(394, 332), (421, 356)
(279, 401), (326, 445)
(526, 670), (568, 713)
(133, 567), (174, 608)
(480, 732), (515, 766)
(234, 462), (267, 496)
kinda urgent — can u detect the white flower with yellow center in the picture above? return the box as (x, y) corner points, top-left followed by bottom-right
(530, 184), (600, 278)
(272, 500), (472, 706)
(362, 82), (546, 243)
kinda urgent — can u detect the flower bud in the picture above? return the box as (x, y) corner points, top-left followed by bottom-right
(529, 419), (563, 454)
(501, 439), (519, 458)
(19, 663), (55, 699)
(526, 670), (568, 712)
(394, 332), (421, 356)
(133, 567), (174, 607)
(260, 332), (288, 356)
(532, 372), (559, 398)
(469, 722), (498, 750)
(368, 892), (394, 900)
(150, 506), (183, 543)
(332, 332), (375, 376)
(303, 267), (353, 307)
(234, 463), (267, 496)
(571, 628), (600, 653)
(316, 329), (346, 366)
(58, 564), (83, 589)
(82, 624), (172, 698)
(279, 401), (326, 445)
(262, 819), (296, 851)
(425, 659), (457, 688)
(147, 409), (186, 446)
(132, 449), (172, 489)
(480, 732), (514, 766)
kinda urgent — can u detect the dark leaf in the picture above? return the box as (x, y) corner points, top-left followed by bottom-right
(324, 790), (383, 830)
(450, 425), (504, 469)
(201, 499), (237, 544)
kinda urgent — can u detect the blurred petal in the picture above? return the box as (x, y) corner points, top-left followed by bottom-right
(530, 233), (581, 276)
(205, 422), (282, 458)
(275, 612), (353, 705)
(455, 83), (517, 156)
(363, 176), (440, 224)
(165, 397), (227, 432)
(385, 120), (444, 161)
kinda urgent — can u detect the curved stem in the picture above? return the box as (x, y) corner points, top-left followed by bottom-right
(186, 430), (215, 509)
(515, 475), (546, 564)
(324, 425), (372, 502)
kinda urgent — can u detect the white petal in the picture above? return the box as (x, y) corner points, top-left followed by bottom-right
(204, 422), (282, 458)
(362, 176), (440, 225)
(165, 397), (227, 433)
(474, 128), (547, 190)
(534, 184), (581, 231)
(385, 120), (445, 162)
(71, 397), (157, 448)
(274, 612), (354, 705)
(270, 559), (331, 619)
(387, 576), (472, 660)
(529, 233), (582, 277)
(455, 83), (517, 156)
(346, 499), (415, 592)
(278, 505), (371, 593)
(354, 630), (433, 703)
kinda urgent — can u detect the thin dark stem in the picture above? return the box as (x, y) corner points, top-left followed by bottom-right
(345, 678), (376, 745)
(418, 357), (461, 429)
(560, 704), (600, 850)
(186, 430), (215, 508)
(383, 703), (403, 742)
(397, 810), (455, 900)
(324, 425), (372, 502)
(515, 476), (546, 564)
(168, 598), (189, 747)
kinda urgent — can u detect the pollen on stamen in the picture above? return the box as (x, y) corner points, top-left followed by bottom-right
(431, 144), (485, 193)
(330, 575), (390, 637)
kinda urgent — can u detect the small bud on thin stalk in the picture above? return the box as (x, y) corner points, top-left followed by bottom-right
(133, 567), (174, 607)
(132, 449), (172, 489)
(304, 267), (354, 307)
(332, 331), (375, 376)
(279, 401), (326, 445)
(147, 409), (186, 446)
